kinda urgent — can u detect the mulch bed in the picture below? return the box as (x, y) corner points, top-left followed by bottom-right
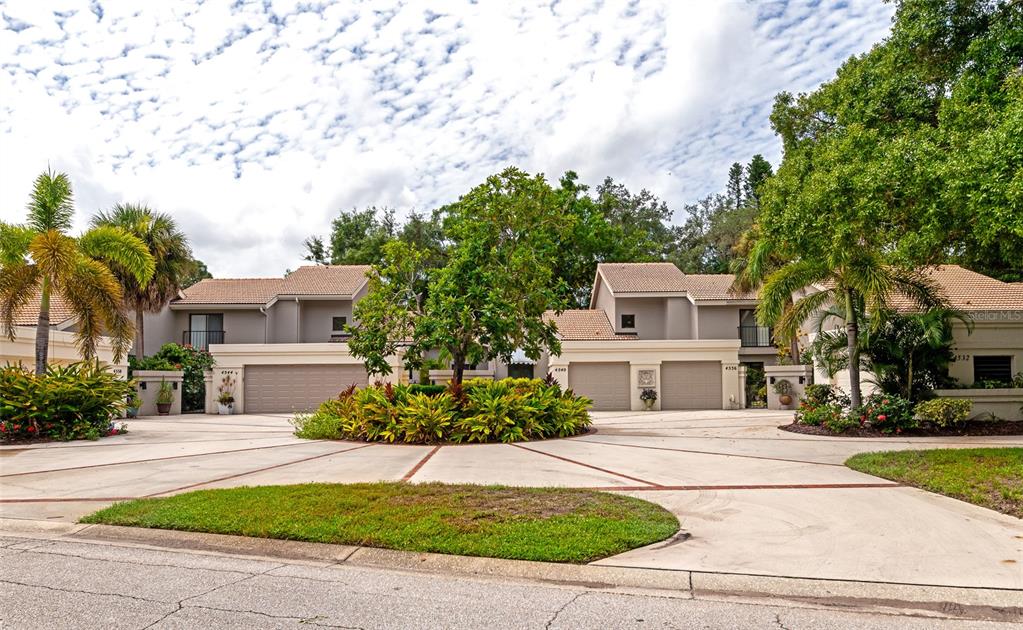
(779, 420), (1023, 438)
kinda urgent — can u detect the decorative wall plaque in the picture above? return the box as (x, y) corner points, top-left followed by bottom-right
(637, 369), (656, 388)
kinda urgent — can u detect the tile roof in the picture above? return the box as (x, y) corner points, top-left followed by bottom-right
(12, 290), (75, 326)
(175, 278), (286, 305)
(280, 265), (371, 296)
(597, 263), (755, 300)
(173, 265), (371, 305)
(545, 309), (636, 341)
(892, 265), (1023, 312)
(679, 274), (757, 300)
(597, 262), (687, 293)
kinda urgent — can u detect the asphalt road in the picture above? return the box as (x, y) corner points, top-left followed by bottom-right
(0, 534), (1015, 630)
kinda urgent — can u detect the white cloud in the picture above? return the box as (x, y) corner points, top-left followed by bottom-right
(0, 0), (895, 276)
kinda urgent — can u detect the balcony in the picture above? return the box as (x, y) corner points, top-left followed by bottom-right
(183, 329), (225, 350)
(738, 325), (773, 347)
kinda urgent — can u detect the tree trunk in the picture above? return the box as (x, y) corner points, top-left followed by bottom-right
(135, 307), (145, 359)
(34, 278), (51, 375)
(452, 351), (465, 385)
(845, 288), (861, 410)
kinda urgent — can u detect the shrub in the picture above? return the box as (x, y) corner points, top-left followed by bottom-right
(915, 398), (972, 428)
(0, 362), (133, 442)
(857, 393), (916, 433)
(802, 384), (848, 407)
(295, 378), (592, 444)
(129, 344), (215, 412)
(408, 384), (446, 397)
(823, 410), (860, 433)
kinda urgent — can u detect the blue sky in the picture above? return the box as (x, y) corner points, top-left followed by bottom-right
(0, 0), (895, 276)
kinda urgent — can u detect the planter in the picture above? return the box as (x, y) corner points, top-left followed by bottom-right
(643, 398), (655, 411)
(126, 407), (139, 419)
(156, 402), (171, 416)
(217, 403), (234, 415)
(778, 394), (793, 407)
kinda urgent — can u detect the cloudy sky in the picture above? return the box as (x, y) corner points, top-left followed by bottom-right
(0, 0), (895, 277)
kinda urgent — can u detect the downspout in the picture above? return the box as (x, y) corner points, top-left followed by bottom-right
(295, 297), (300, 343)
(259, 305), (268, 343)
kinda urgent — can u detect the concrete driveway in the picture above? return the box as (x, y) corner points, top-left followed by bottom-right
(1, 410), (1020, 590)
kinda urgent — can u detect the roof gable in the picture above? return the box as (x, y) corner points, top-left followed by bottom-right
(173, 265), (371, 306)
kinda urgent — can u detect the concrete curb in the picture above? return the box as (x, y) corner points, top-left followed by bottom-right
(2, 519), (1021, 624)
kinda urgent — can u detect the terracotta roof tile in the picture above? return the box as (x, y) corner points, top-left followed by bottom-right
(280, 265), (370, 296)
(545, 309), (636, 341)
(597, 262), (687, 293)
(173, 265), (371, 305)
(12, 290), (75, 326)
(597, 263), (755, 300)
(679, 274), (758, 300)
(175, 278), (286, 305)
(892, 265), (1023, 312)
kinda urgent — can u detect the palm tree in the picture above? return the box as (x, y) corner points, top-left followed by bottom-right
(0, 169), (154, 373)
(91, 204), (193, 358)
(754, 247), (946, 409)
(809, 306), (971, 401)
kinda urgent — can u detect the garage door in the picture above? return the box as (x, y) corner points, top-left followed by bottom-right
(244, 364), (369, 413)
(568, 362), (630, 411)
(660, 361), (722, 410)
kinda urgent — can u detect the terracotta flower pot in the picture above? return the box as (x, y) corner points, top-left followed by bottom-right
(779, 394), (793, 407)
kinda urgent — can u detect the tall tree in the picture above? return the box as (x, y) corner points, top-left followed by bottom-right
(0, 170), (154, 373)
(742, 154), (773, 210)
(766, 0), (1022, 280)
(91, 203), (194, 358)
(349, 168), (567, 384)
(304, 207), (398, 266)
(725, 162), (744, 209)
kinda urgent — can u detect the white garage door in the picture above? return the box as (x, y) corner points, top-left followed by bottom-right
(568, 362), (630, 411)
(244, 364), (369, 413)
(660, 361), (722, 409)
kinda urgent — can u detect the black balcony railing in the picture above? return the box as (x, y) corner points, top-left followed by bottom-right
(183, 329), (225, 350)
(738, 325), (773, 347)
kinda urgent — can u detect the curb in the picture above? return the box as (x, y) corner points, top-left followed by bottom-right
(2, 519), (1021, 624)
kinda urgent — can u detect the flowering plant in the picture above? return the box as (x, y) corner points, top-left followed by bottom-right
(857, 393), (916, 433)
(640, 388), (658, 402)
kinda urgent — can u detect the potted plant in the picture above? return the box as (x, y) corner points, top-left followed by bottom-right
(156, 380), (174, 416)
(125, 392), (141, 418)
(640, 388), (657, 410)
(774, 379), (793, 407)
(217, 373), (236, 415)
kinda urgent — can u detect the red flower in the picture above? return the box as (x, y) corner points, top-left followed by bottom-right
(877, 414), (887, 421)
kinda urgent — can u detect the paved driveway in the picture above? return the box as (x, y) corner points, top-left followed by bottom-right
(1, 410), (1020, 589)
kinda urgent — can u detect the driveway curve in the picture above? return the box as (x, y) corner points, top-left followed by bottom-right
(2, 410), (1020, 589)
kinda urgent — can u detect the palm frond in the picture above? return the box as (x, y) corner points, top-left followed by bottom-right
(0, 262), (41, 340)
(28, 230), (78, 282)
(0, 222), (35, 266)
(78, 225), (155, 285)
(61, 257), (133, 362)
(776, 287), (834, 341)
(757, 259), (828, 325)
(26, 169), (74, 233)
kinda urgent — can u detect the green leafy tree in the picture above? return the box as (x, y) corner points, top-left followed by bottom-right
(349, 168), (567, 384)
(305, 207), (398, 265)
(765, 0), (1022, 280)
(348, 240), (430, 376)
(91, 203), (194, 358)
(180, 258), (212, 288)
(743, 154), (773, 210)
(0, 170), (154, 373)
(726, 162), (744, 209)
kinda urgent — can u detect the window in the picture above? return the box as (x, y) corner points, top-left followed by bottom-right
(621, 314), (635, 329)
(973, 355), (1012, 384)
(507, 364), (533, 379)
(739, 309), (758, 327)
(331, 316), (347, 332)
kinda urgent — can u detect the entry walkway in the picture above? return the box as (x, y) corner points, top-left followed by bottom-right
(1, 410), (1020, 589)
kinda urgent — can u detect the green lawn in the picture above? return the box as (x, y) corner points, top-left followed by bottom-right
(81, 482), (679, 563)
(846, 448), (1023, 518)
